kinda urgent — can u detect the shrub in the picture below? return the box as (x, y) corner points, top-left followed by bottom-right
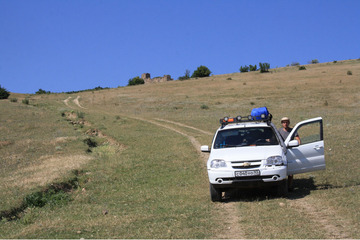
(200, 104), (209, 110)
(291, 62), (300, 66)
(191, 65), (211, 78)
(77, 111), (85, 119)
(83, 138), (98, 148)
(259, 62), (270, 73)
(178, 69), (191, 80)
(299, 66), (307, 70)
(249, 65), (257, 71)
(310, 59), (319, 64)
(347, 70), (352, 75)
(10, 98), (18, 102)
(239, 65), (249, 73)
(128, 76), (145, 86)
(0, 85), (10, 99)
(24, 189), (70, 208)
(36, 89), (51, 94)
(22, 98), (29, 105)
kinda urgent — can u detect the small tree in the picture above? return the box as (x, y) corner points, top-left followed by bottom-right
(191, 65), (211, 78)
(178, 69), (191, 80)
(239, 65), (249, 73)
(128, 76), (145, 86)
(259, 62), (270, 73)
(310, 59), (319, 64)
(0, 85), (10, 99)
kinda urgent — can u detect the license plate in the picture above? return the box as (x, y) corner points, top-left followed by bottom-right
(235, 170), (260, 177)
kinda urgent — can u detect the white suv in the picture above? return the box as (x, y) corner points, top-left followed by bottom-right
(201, 112), (325, 202)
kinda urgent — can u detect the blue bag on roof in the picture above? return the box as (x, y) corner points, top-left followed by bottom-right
(251, 107), (269, 120)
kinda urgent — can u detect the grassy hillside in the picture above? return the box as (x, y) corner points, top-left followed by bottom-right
(1, 59), (359, 238)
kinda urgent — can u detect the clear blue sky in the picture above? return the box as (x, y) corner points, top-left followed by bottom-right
(1, 0), (359, 93)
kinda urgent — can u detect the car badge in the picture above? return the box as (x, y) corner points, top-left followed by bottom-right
(243, 162), (251, 167)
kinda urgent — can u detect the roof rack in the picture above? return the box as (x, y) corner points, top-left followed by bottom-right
(220, 113), (273, 128)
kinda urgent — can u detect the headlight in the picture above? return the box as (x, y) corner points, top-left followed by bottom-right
(265, 156), (286, 166)
(210, 159), (227, 168)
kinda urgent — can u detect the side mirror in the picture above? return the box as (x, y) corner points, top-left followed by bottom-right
(287, 140), (299, 148)
(201, 145), (210, 152)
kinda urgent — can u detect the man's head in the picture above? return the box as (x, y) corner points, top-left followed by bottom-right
(281, 117), (290, 128)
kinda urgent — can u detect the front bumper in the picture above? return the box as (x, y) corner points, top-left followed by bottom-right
(208, 166), (287, 189)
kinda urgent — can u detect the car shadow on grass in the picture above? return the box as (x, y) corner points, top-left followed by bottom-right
(222, 177), (335, 202)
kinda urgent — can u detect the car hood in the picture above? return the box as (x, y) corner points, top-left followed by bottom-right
(209, 145), (282, 162)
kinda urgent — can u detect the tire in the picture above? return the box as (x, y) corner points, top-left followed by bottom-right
(210, 184), (222, 202)
(276, 180), (288, 197)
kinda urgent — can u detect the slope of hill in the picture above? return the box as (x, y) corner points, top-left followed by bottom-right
(1, 59), (359, 238)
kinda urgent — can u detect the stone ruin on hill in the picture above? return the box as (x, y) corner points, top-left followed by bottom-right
(141, 73), (173, 84)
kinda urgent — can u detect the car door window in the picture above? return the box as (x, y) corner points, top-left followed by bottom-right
(290, 120), (323, 145)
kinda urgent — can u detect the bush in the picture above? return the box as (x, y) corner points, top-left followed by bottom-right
(178, 70), (191, 80)
(200, 104), (209, 110)
(128, 76), (145, 86)
(83, 138), (98, 148)
(291, 62), (300, 66)
(77, 111), (85, 119)
(299, 66), (307, 70)
(24, 189), (70, 208)
(22, 98), (29, 105)
(191, 65), (211, 78)
(239, 65), (249, 73)
(36, 89), (51, 94)
(310, 59), (319, 64)
(259, 62), (270, 73)
(347, 70), (352, 75)
(0, 85), (10, 99)
(249, 65), (257, 71)
(10, 98), (18, 102)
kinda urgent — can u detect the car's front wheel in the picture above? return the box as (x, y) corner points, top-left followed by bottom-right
(210, 184), (222, 202)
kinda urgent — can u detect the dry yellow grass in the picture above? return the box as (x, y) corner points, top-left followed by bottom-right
(1, 154), (92, 190)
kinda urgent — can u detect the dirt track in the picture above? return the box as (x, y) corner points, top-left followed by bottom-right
(63, 96), (86, 109)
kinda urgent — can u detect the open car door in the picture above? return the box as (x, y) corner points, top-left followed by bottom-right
(285, 117), (326, 175)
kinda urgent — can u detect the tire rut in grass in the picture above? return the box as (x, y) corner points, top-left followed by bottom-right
(63, 96), (86, 109)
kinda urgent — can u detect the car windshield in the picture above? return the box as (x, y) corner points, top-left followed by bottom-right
(213, 127), (279, 149)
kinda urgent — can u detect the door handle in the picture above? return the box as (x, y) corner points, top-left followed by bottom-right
(314, 145), (323, 150)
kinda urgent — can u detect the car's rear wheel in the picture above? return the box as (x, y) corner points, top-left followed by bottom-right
(210, 184), (222, 202)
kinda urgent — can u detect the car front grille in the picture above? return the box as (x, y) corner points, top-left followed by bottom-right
(231, 160), (262, 169)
